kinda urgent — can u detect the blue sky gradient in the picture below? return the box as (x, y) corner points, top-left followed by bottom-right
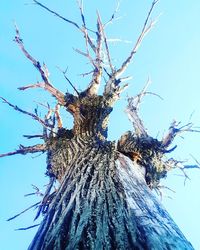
(1, 1), (200, 249)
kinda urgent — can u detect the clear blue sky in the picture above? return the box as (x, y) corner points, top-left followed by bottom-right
(1, 1), (200, 249)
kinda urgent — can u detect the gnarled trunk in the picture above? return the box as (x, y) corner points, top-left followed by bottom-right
(28, 135), (193, 250)
(1, 2), (196, 249)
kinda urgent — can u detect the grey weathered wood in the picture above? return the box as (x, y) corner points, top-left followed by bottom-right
(28, 136), (194, 250)
(1, 3), (194, 249)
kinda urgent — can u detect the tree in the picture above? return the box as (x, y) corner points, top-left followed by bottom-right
(1, 1), (199, 249)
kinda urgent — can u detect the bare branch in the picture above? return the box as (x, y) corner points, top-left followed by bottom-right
(126, 97), (148, 137)
(43, 106), (54, 139)
(0, 144), (46, 158)
(96, 12), (104, 67)
(57, 67), (79, 96)
(98, 12), (115, 75)
(24, 184), (44, 197)
(0, 97), (53, 128)
(34, 177), (56, 220)
(14, 24), (65, 105)
(14, 24), (48, 83)
(73, 47), (96, 68)
(79, 70), (94, 77)
(85, 12), (104, 96)
(157, 185), (176, 193)
(76, 0), (97, 53)
(18, 82), (65, 105)
(7, 202), (40, 221)
(190, 154), (200, 167)
(116, 0), (158, 78)
(164, 158), (200, 185)
(33, 0), (96, 52)
(125, 79), (152, 136)
(55, 104), (63, 129)
(162, 121), (200, 148)
(183, 165), (200, 169)
(18, 82), (43, 91)
(110, 0), (158, 82)
(23, 134), (44, 139)
(104, 0), (121, 27)
(15, 224), (40, 231)
(77, 0), (85, 26)
(33, 0), (80, 29)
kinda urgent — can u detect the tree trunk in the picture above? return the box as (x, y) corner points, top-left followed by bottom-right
(1, 2), (196, 249)
(28, 135), (194, 250)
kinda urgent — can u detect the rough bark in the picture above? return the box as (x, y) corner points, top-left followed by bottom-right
(27, 92), (194, 249)
(28, 135), (193, 250)
(1, 1), (197, 249)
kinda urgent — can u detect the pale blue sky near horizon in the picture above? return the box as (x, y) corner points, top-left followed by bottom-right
(1, 1), (200, 249)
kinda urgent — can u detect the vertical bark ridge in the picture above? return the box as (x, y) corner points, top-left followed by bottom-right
(28, 136), (194, 250)
(29, 140), (140, 249)
(116, 153), (194, 250)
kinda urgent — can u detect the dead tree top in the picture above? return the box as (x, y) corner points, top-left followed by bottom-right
(1, 0), (200, 220)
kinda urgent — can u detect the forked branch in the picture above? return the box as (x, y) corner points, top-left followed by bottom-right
(14, 24), (65, 105)
(114, 0), (159, 78)
(104, 0), (121, 28)
(0, 97), (53, 128)
(125, 79), (152, 136)
(162, 121), (200, 149)
(164, 158), (200, 185)
(104, 0), (158, 95)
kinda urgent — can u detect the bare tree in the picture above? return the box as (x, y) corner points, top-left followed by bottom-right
(1, 1), (198, 249)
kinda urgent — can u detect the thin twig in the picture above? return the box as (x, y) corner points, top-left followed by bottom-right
(73, 48), (96, 67)
(104, 1), (158, 95)
(97, 12), (115, 74)
(112, 0), (158, 83)
(24, 184), (44, 197)
(79, 70), (94, 77)
(57, 67), (79, 96)
(33, 0), (96, 52)
(115, 0), (158, 78)
(23, 134), (44, 139)
(15, 224), (40, 231)
(190, 154), (200, 167)
(33, 0), (80, 29)
(34, 177), (55, 220)
(0, 97), (52, 128)
(104, 0), (121, 27)
(7, 202), (40, 221)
